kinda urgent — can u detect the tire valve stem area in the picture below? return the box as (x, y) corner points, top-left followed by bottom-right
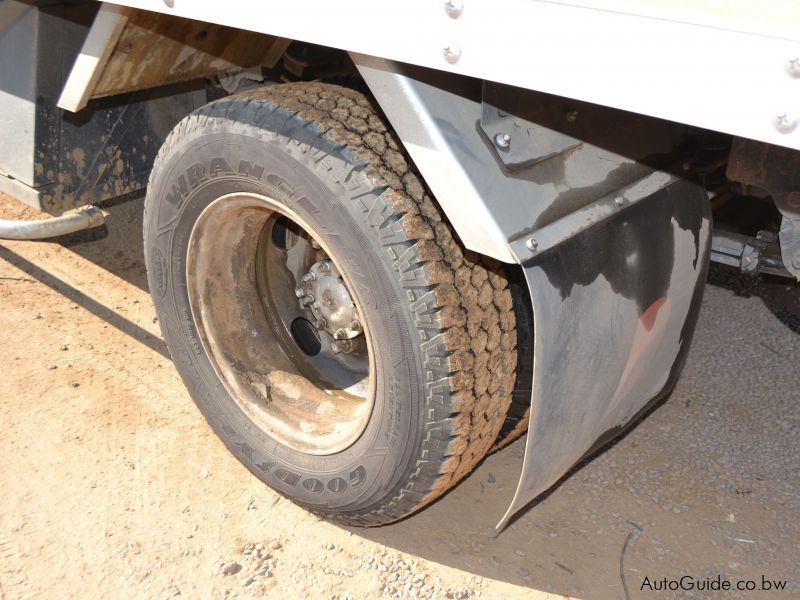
(297, 255), (363, 354)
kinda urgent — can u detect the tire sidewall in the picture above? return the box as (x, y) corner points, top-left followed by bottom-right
(145, 116), (423, 512)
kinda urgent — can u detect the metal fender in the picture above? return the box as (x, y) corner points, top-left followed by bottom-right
(499, 178), (711, 530)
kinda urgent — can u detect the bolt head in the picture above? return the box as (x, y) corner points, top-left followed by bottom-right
(318, 261), (331, 274)
(294, 288), (304, 298)
(525, 238), (538, 251)
(774, 113), (799, 134)
(443, 44), (461, 64)
(315, 318), (327, 330)
(331, 339), (353, 354)
(786, 57), (800, 78)
(494, 132), (511, 149)
(301, 294), (315, 306)
(444, 0), (463, 18)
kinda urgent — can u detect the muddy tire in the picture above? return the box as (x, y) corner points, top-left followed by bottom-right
(143, 82), (517, 525)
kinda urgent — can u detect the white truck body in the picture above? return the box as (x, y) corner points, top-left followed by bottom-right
(99, 0), (800, 151)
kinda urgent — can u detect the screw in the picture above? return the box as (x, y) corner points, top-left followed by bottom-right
(315, 318), (327, 330)
(318, 261), (331, 274)
(444, 0), (463, 18)
(494, 132), (511, 149)
(787, 57), (800, 78)
(774, 113), (799, 134)
(294, 287), (304, 298)
(525, 238), (538, 251)
(614, 196), (624, 206)
(443, 45), (461, 64)
(565, 110), (579, 123)
(301, 294), (315, 306)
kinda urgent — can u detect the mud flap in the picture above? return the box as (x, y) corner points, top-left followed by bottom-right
(498, 177), (711, 530)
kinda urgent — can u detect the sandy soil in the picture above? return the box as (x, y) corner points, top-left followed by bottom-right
(0, 193), (798, 600)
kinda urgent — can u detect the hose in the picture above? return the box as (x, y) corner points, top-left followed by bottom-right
(0, 206), (105, 240)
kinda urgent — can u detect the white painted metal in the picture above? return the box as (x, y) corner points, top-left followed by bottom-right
(58, 3), (128, 112)
(100, 0), (800, 150)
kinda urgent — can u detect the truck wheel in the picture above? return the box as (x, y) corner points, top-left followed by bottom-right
(143, 83), (517, 525)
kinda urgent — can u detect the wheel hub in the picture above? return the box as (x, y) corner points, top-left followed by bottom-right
(295, 259), (362, 352)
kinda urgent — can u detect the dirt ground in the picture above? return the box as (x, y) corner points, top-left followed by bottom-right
(0, 193), (798, 600)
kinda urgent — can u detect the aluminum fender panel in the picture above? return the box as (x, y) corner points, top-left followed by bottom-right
(499, 178), (711, 529)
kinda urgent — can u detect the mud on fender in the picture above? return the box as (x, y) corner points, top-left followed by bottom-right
(499, 176), (711, 530)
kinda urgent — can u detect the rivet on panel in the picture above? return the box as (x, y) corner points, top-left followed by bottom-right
(443, 45), (461, 64)
(444, 0), (463, 18)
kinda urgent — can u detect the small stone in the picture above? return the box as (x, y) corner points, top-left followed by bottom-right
(47, 363), (57, 370)
(60, 344), (69, 351)
(200, 468), (209, 478)
(513, 549), (527, 557)
(69, 382), (80, 388)
(221, 562), (242, 576)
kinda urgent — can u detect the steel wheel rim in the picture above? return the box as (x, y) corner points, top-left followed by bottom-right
(186, 192), (375, 455)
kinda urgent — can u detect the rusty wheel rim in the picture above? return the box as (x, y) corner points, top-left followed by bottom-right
(186, 192), (375, 455)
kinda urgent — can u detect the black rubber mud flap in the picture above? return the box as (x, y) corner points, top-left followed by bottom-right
(498, 177), (711, 530)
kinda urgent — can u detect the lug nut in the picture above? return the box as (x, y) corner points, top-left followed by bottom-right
(350, 320), (362, 332)
(294, 287), (304, 298)
(331, 339), (353, 354)
(315, 318), (327, 330)
(301, 294), (315, 306)
(334, 328), (347, 340)
(302, 272), (316, 283)
(318, 261), (331, 274)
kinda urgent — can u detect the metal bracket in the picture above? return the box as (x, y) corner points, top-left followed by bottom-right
(711, 229), (790, 277)
(727, 137), (800, 279)
(480, 82), (582, 171)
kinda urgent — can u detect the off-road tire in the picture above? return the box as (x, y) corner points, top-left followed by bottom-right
(143, 82), (517, 525)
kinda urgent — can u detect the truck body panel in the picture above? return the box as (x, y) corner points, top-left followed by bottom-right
(102, 0), (800, 150)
